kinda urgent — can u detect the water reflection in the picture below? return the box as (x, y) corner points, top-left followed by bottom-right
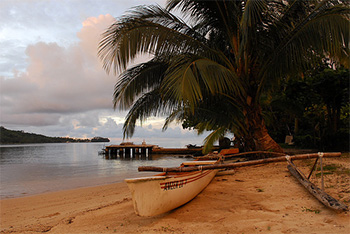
(103, 153), (153, 160)
(0, 143), (194, 198)
(102, 152), (193, 161)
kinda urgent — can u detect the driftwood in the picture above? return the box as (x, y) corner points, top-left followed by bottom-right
(194, 151), (287, 160)
(287, 158), (348, 211)
(138, 152), (341, 172)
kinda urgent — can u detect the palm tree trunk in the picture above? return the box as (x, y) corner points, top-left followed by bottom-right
(244, 105), (284, 153)
(252, 122), (284, 152)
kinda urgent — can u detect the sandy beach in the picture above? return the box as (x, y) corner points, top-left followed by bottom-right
(1, 154), (349, 234)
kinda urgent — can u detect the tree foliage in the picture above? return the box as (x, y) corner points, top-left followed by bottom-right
(99, 0), (349, 152)
(267, 65), (349, 151)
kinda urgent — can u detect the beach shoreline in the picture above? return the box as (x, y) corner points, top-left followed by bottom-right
(1, 155), (349, 234)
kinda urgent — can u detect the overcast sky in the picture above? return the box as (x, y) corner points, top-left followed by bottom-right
(0, 0), (212, 147)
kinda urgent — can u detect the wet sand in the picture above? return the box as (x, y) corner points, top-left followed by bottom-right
(1, 154), (349, 233)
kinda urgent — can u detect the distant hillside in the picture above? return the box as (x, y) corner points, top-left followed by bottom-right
(0, 126), (110, 144)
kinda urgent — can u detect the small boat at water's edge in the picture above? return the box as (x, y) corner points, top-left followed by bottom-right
(125, 160), (218, 216)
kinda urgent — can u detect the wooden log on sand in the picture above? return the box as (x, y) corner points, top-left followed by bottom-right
(194, 151), (286, 160)
(286, 157), (348, 211)
(138, 152), (341, 172)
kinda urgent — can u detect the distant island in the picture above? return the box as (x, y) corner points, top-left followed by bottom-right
(0, 126), (110, 144)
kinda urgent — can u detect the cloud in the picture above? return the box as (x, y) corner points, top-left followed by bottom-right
(0, 14), (117, 126)
(0, 0), (167, 77)
(0, 0), (211, 147)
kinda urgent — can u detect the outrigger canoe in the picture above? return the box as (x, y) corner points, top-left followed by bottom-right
(125, 160), (219, 217)
(126, 152), (345, 216)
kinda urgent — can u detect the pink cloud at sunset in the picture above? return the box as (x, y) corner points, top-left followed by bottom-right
(1, 15), (116, 123)
(0, 3), (207, 147)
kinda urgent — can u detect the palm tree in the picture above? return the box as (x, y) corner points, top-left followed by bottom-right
(99, 0), (349, 153)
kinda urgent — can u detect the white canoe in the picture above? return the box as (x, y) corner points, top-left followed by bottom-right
(125, 160), (218, 216)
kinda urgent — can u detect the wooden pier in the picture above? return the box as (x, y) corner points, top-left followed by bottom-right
(105, 142), (154, 156)
(152, 147), (203, 154)
(103, 142), (217, 156)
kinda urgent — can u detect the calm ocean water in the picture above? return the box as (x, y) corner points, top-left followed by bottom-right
(0, 143), (192, 199)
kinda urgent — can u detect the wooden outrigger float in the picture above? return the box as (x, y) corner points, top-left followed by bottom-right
(286, 154), (348, 211)
(126, 152), (347, 216)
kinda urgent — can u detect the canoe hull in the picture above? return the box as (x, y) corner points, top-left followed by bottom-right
(125, 169), (218, 216)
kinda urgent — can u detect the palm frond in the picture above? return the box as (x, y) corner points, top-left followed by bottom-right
(122, 89), (178, 138)
(162, 55), (243, 109)
(99, 4), (220, 74)
(257, 2), (350, 97)
(240, 0), (267, 34)
(113, 58), (167, 110)
(162, 108), (185, 131)
(202, 127), (227, 154)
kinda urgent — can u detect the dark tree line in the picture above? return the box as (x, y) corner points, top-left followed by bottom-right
(0, 127), (110, 144)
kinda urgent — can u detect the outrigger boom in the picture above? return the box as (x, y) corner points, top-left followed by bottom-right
(138, 152), (341, 172)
